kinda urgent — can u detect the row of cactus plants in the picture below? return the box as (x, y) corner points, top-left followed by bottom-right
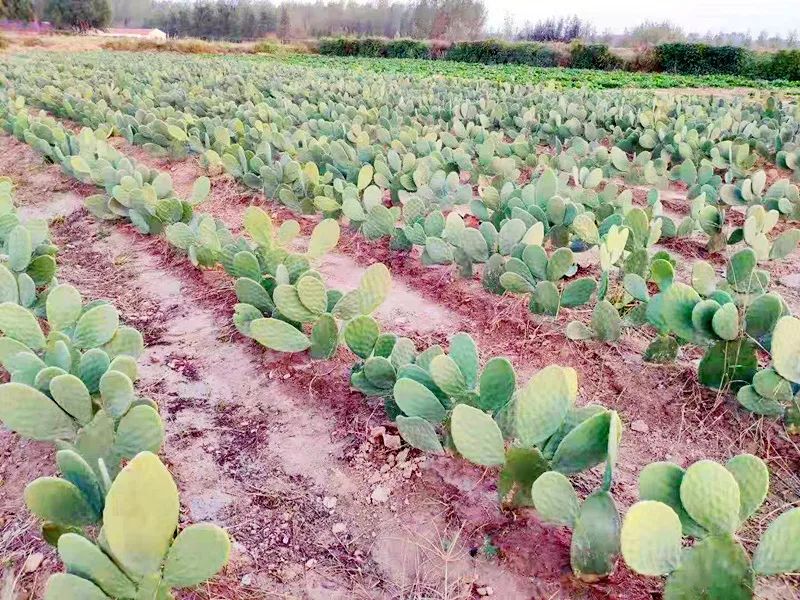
(0, 182), (231, 598)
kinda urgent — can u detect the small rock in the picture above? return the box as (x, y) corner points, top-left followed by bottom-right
(477, 586), (494, 596)
(371, 485), (390, 504)
(369, 426), (386, 441)
(382, 433), (402, 450)
(23, 553), (44, 573)
(322, 496), (338, 510)
(305, 558), (318, 568)
(332, 522), (347, 534)
(380, 464), (390, 474)
(396, 449), (409, 464)
(240, 573), (253, 586)
(631, 420), (649, 433)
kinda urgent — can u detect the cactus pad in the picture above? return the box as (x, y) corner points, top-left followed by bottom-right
(249, 318), (310, 353)
(570, 491), (620, 581)
(46, 284), (83, 331)
(0, 302), (45, 349)
(73, 304), (119, 349)
(530, 471), (579, 527)
(343, 315), (379, 359)
(429, 354), (467, 397)
(680, 460), (741, 535)
(0, 382), (77, 441)
(44, 573), (110, 600)
(25, 477), (99, 526)
(393, 378), (446, 423)
(103, 451), (180, 578)
(57, 534), (136, 598)
(753, 507), (800, 575)
(515, 365), (573, 446)
(450, 404), (505, 467)
(771, 316), (800, 384)
(162, 523), (231, 587)
(395, 415), (444, 454)
(725, 454), (768, 524)
(662, 534), (753, 600)
(621, 501), (683, 576)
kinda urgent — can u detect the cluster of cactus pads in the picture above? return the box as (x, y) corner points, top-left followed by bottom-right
(45, 452), (230, 599)
(0, 184), (229, 596)
(622, 454), (800, 599)
(230, 207), (392, 356)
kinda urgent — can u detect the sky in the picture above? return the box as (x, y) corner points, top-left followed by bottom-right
(484, 0), (800, 37)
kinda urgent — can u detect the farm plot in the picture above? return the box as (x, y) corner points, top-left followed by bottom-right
(0, 49), (799, 599)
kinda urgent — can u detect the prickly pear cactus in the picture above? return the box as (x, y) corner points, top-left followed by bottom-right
(622, 454), (798, 599)
(42, 452), (231, 600)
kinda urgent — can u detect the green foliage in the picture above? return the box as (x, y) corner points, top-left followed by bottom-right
(622, 454), (798, 599)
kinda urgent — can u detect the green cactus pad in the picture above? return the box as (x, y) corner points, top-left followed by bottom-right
(307, 218), (340, 259)
(621, 501), (683, 576)
(108, 355), (138, 383)
(0, 382), (77, 441)
(234, 278), (274, 314)
(309, 314), (338, 359)
(8, 224), (32, 271)
(102, 326), (144, 360)
(34, 366), (67, 392)
(662, 283), (701, 341)
(273, 285), (317, 322)
(680, 460), (741, 535)
(546, 247), (574, 281)
(232, 251), (261, 281)
(73, 304), (119, 349)
(698, 340), (758, 390)
(449, 333), (479, 389)
(162, 523), (231, 588)
(232, 303), (263, 337)
(429, 354), (467, 397)
(43, 573), (110, 600)
(691, 260), (716, 296)
(736, 385), (785, 416)
(691, 299), (722, 339)
(249, 318), (310, 353)
(331, 289), (363, 321)
(450, 404), (505, 467)
(711, 303), (739, 341)
(389, 337), (416, 369)
(591, 300), (621, 341)
(530, 471), (579, 527)
(78, 349), (111, 394)
(49, 374), (92, 426)
(115, 405), (165, 459)
(663, 534), (754, 600)
(0, 265), (19, 304)
(358, 263), (391, 314)
(296, 276), (328, 315)
(343, 315), (379, 359)
(744, 293), (782, 339)
(0, 302), (45, 349)
(551, 410), (612, 474)
(638, 462), (705, 538)
(566, 321), (593, 341)
(363, 357), (397, 390)
(497, 447), (549, 506)
(771, 316), (800, 384)
(25, 477), (99, 526)
(478, 358), (516, 412)
(753, 507), (800, 575)
(515, 365), (573, 446)
(530, 280), (560, 315)
(99, 370), (134, 418)
(56, 450), (104, 516)
(46, 284), (83, 331)
(57, 533), (136, 598)
(751, 368), (792, 402)
(726, 248), (757, 292)
(561, 277), (597, 308)
(103, 452), (180, 578)
(725, 454), (768, 524)
(243, 206), (273, 247)
(395, 415), (444, 454)
(570, 491), (621, 581)
(393, 378), (446, 423)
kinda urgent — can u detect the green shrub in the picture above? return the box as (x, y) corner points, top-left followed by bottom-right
(570, 43), (622, 70)
(444, 40), (558, 67)
(655, 43), (749, 75)
(764, 50), (800, 82)
(384, 38), (430, 59)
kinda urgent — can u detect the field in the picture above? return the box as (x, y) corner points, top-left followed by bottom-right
(0, 44), (799, 600)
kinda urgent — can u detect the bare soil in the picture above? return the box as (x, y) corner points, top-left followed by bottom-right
(0, 120), (799, 600)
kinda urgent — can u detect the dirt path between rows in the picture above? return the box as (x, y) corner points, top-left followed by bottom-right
(1, 129), (799, 599)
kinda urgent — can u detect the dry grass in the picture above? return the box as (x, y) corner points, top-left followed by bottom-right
(99, 36), (310, 56)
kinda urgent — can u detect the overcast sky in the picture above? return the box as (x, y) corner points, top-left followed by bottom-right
(484, 0), (800, 37)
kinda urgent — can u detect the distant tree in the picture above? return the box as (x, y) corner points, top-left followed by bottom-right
(1, 0), (36, 20)
(517, 15), (592, 43)
(44, 0), (111, 29)
(277, 5), (289, 41)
